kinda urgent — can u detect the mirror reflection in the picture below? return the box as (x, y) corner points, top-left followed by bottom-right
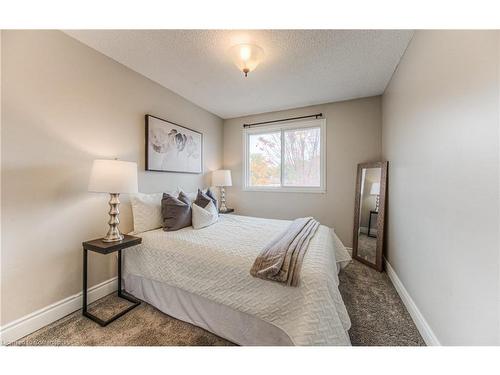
(357, 167), (382, 265)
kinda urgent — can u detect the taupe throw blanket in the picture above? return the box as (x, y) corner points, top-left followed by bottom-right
(250, 217), (320, 287)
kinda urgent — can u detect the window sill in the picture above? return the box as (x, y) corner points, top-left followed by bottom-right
(242, 187), (326, 194)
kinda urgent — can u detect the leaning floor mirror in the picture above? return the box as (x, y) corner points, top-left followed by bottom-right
(352, 161), (388, 272)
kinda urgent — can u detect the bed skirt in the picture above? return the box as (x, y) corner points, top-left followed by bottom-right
(123, 274), (296, 346)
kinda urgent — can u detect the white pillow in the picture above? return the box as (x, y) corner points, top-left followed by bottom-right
(130, 192), (165, 234)
(192, 200), (219, 229)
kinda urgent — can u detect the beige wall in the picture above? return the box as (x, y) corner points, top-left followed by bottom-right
(1, 30), (223, 325)
(382, 30), (500, 344)
(223, 96), (382, 246)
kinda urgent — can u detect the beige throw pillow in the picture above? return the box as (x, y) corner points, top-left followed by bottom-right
(130, 192), (164, 234)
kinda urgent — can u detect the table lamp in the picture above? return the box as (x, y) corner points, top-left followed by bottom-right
(212, 170), (232, 213)
(88, 159), (138, 242)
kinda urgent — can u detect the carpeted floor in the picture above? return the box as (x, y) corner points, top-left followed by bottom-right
(356, 234), (377, 264)
(339, 260), (425, 345)
(12, 260), (424, 346)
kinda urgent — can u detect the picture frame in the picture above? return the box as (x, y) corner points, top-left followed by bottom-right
(145, 114), (203, 174)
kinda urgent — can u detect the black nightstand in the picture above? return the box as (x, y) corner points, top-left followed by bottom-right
(82, 234), (142, 326)
(368, 210), (378, 238)
(219, 208), (234, 214)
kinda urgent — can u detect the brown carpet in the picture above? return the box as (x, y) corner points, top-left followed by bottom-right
(356, 234), (377, 264)
(339, 260), (425, 346)
(11, 260), (424, 346)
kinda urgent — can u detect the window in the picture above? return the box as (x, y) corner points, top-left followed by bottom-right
(243, 119), (326, 193)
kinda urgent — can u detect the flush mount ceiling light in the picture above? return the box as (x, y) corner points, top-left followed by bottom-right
(229, 43), (264, 77)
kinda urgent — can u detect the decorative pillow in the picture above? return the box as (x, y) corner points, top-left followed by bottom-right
(192, 200), (219, 229)
(177, 187), (197, 202)
(130, 192), (164, 234)
(205, 188), (218, 209)
(177, 187), (217, 206)
(161, 191), (192, 231)
(193, 189), (213, 208)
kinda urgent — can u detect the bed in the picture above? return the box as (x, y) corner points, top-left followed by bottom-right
(123, 214), (352, 345)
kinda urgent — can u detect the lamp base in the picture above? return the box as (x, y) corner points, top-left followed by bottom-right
(219, 186), (229, 212)
(102, 193), (124, 243)
(102, 233), (124, 243)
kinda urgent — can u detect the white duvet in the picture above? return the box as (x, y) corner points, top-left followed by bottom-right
(124, 214), (352, 345)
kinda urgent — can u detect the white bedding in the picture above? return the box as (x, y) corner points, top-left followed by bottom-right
(124, 214), (351, 345)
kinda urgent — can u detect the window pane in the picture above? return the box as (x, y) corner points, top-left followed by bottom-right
(248, 132), (281, 186)
(283, 127), (321, 187)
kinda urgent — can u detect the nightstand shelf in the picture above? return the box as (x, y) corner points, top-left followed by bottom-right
(82, 234), (142, 327)
(219, 208), (234, 214)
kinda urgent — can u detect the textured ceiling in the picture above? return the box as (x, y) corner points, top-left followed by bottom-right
(64, 30), (413, 119)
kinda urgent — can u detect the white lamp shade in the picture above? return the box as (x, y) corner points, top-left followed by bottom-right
(370, 182), (380, 195)
(212, 170), (232, 187)
(88, 159), (138, 194)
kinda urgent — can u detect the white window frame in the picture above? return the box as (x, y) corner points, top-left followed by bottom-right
(242, 118), (326, 193)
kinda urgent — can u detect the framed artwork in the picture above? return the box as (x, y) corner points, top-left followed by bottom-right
(145, 114), (203, 174)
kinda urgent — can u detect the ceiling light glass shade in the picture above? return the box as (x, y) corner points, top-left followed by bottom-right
(229, 44), (264, 77)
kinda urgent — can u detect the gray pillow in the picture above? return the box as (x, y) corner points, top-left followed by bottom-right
(193, 189), (212, 209)
(205, 188), (218, 209)
(161, 191), (192, 231)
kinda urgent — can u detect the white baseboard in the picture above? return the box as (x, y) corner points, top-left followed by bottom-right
(384, 259), (440, 346)
(0, 277), (117, 345)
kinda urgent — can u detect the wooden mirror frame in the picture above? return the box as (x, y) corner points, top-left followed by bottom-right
(352, 161), (388, 272)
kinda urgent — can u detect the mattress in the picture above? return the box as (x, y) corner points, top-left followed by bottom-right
(123, 214), (352, 345)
